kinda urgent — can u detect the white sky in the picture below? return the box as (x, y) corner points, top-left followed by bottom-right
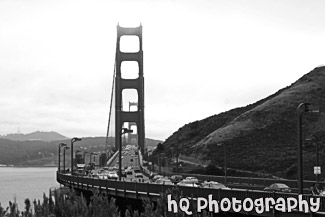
(0, 0), (325, 141)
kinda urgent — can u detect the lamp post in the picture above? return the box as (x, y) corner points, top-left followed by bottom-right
(58, 143), (67, 173)
(158, 153), (161, 173)
(119, 128), (133, 180)
(306, 132), (325, 184)
(161, 153), (166, 174)
(224, 145), (227, 182)
(297, 103), (319, 194)
(63, 146), (70, 172)
(70, 137), (82, 175)
(175, 145), (179, 173)
(217, 143), (227, 183)
(307, 136), (320, 184)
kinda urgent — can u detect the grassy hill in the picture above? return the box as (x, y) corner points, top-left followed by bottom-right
(0, 137), (161, 166)
(156, 66), (325, 180)
(0, 131), (68, 141)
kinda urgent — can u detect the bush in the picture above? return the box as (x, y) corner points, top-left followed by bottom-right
(0, 187), (214, 217)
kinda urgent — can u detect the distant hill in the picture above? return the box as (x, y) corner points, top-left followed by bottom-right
(0, 136), (161, 166)
(155, 66), (325, 180)
(0, 131), (68, 142)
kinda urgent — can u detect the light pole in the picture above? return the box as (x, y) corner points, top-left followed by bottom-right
(63, 146), (70, 172)
(58, 143), (67, 173)
(161, 153), (166, 174)
(175, 145), (179, 173)
(70, 137), (82, 175)
(306, 132), (325, 184)
(217, 143), (227, 183)
(310, 136), (320, 184)
(224, 145), (227, 182)
(297, 103), (319, 194)
(119, 128), (133, 180)
(158, 153), (161, 173)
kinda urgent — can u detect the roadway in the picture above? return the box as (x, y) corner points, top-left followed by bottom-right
(107, 148), (278, 190)
(109, 145), (150, 182)
(90, 147), (302, 193)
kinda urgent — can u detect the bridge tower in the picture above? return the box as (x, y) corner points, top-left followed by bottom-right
(115, 24), (145, 153)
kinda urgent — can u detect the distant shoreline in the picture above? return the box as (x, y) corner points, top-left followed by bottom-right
(0, 165), (57, 168)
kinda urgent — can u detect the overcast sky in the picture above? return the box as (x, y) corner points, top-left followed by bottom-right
(0, 0), (325, 141)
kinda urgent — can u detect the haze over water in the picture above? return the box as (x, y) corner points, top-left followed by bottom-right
(0, 167), (59, 209)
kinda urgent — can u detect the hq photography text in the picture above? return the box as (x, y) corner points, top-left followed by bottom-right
(167, 194), (320, 215)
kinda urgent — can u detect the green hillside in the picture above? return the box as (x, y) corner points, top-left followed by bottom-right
(156, 66), (325, 180)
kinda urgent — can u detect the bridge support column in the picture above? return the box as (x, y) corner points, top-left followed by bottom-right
(115, 24), (145, 154)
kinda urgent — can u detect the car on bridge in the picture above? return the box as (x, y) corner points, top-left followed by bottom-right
(170, 175), (183, 184)
(98, 174), (108, 179)
(155, 178), (174, 185)
(89, 173), (99, 178)
(125, 168), (133, 175)
(149, 172), (158, 179)
(201, 181), (229, 189)
(264, 183), (291, 193)
(184, 176), (199, 184)
(135, 173), (143, 178)
(152, 175), (163, 182)
(108, 171), (118, 180)
(177, 180), (199, 187)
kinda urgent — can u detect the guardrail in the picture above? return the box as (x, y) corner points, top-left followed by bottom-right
(156, 170), (322, 190)
(111, 151), (320, 192)
(57, 172), (325, 215)
(138, 151), (151, 177)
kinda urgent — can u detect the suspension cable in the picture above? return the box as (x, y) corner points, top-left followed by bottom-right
(105, 54), (117, 154)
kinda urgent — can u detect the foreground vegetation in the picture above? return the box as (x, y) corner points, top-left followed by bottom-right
(0, 188), (213, 217)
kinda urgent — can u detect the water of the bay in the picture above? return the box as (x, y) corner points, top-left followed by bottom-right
(0, 167), (59, 209)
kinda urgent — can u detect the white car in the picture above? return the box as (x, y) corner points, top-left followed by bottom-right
(155, 178), (174, 185)
(98, 174), (108, 179)
(177, 180), (199, 187)
(152, 175), (163, 182)
(201, 181), (229, 189)
(135, 173), (143, 178)
(184, 177), (199, 184)
(108, 171), (118, 180)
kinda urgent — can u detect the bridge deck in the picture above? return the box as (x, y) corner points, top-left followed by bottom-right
(57, 172), (325, 216)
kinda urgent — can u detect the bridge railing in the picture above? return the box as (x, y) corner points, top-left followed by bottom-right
(57, 172), (325, 213)
(102, 151), (317, 191)
(153, 170), (322, 190)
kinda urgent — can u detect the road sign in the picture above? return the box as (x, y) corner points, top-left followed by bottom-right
(314, 166), (321, 175)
